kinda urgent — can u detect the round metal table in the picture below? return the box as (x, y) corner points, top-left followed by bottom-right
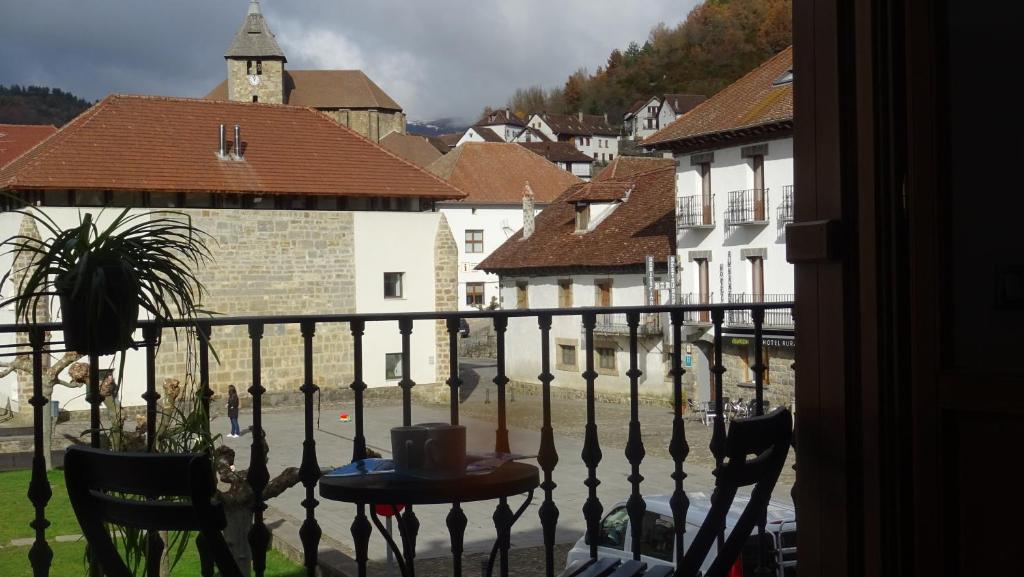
(319, 462), (539, 577)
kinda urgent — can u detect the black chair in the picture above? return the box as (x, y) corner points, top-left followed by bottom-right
(64, 445), (243, 577)
(559, 408), (793, 577)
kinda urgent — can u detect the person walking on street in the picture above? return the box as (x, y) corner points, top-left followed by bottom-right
(227, 385), (241, 438)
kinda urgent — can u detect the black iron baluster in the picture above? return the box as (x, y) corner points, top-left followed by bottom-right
(536, 313), (559, 577)
(27, 328), (52, 577)
(668, 311), (690, 569)
(142, 326), (159, 451)
(348, 320), (370, 577)
(142, 325), (162, 577)
(446, 317), (461, 424)
(398, 318), (420, 569)
(445, 317), (466, 575)
(247, 322), (270, 577)
(580, 312), (603, 560)
(491, 497), (513, 577)
(197, 323), (212, 437)
(493, 316), (510, 454)
(624, 312), (646, 561)
(710, 309), (727, 549)
(298, 321), (321, 577)
(350, 320), (367, 462)
(751, 307), (771, 576)
(87, 352), (100, 448)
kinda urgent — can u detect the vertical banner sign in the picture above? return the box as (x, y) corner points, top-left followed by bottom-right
(645, 255), (656, 306)
(667, 254), (677, 305)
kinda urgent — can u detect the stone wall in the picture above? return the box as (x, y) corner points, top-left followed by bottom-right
(227, 59), (285, 104)
(154, 209), (356, 396)
(718, 342), (795, 409)
(433, 215), (458, 392)
(321, 109), (406, 142)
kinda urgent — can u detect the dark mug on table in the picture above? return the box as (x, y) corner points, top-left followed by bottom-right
(390, 423), (465, 477)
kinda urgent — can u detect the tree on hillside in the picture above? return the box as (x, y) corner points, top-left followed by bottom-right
(0, 85), (92, 126)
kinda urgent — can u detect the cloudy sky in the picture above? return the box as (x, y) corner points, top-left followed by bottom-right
(0, 0), (696, 123)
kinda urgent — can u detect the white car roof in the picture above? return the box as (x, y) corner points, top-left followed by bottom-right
(613, 493), (796, 526)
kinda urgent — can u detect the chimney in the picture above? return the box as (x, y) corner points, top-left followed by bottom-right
(578, 111), (583, 121)
(604, 112), (608, 122)
(522, 181), (535, 239)
(217, 124), (227, 159)
(233, 124), (242, 159)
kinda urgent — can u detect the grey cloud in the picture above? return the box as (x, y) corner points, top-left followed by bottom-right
(0, 0), (694, 122)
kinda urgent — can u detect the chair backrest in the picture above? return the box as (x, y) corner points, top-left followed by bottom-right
(64, 445), (243, 577)
(675, 408), (793, 577)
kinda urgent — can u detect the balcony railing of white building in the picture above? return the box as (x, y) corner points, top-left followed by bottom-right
(726, 294), (795, 329)
(4, 300), (794, 577)
(677, 195), (716, 229)
(725, 189), (770, 226)
(593, 312), (662, 335)
(777, 185), (794, 225)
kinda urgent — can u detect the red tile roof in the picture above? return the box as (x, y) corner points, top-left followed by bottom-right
(206, 70), (402, 111)
(533, 112), (618, 136)
(518, 141), (593, 164)
(0, 95), (464, 200)
(644, 47), (793, 149)
(478, 161), (675, 272)
(660, 93), (707, 115)
(475, 109), (526, 127)
(594, 156), (675, 181)
(380, 132), (443, 168)
(427, 142), (580, 205)
(0, 124), (57, 168)
(466, 126), (504, 143)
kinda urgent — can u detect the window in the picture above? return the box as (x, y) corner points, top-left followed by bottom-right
(466, 282), (485, 307)
(384, 272), (404, 298)
(516, 281), (529, 308)
(465, 229), (484, 253)
(595, 279), (613, 307)
(586, 137), (592, 146)
(256, 60), (262, 75)
(597, 347), (616, 370)
(638, 512), (675, 562)
(385, 353), (403, 380)
(575, 204), (590, 231)
(609, 154), (614, 161)
(560, 345), (576, 367)
(558, 279), (573, 308)
(247, 60), (253, 74)
(252, 95), (258, 103)
(577, 136), (584, 146)
(594, 507), (629, 550)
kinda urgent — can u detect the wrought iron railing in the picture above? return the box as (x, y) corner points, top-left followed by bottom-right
(678, 292), (715, 324)
(777, 185), (794, 225)
(593, 312), (661, 335)
(677, 195), (715, 228)
(726, 294), (795, 329)
(3, 300), (794, 577)
(725, 189), (770, 226)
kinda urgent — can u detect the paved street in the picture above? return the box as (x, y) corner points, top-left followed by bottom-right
(224, 358), (795, 571)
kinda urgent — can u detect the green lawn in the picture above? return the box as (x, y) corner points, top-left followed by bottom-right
(0, 540), (305, 577)
(0, 469), (79, 543)
(0, 469), (304, 576)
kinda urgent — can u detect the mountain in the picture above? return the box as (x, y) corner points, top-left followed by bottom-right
(0, 85), (93, 126)
(407, 118), (469, 138)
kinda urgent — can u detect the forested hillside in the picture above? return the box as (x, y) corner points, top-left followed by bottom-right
(0, 85), (92, 126)
(497, 0), (791, 125)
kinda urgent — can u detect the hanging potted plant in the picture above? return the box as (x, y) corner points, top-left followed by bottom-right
(1, 206), (213, 355)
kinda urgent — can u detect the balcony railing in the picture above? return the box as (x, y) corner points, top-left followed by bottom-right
(678, 292), (715, 324)
(777, 185), (794, 225)
(726, 294), (795, 329)
(594, 312), (662, 335)
(677, 194), (715, 229)
(3, 300), (794, 577)
(725, 188), (770, 226)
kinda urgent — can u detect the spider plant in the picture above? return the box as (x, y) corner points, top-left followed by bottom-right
(0, 205), (214, 354)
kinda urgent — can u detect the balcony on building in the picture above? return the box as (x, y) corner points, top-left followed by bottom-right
(726, 293), (795, 329)
(679, 292), (715, 324)
(777, 185), (794, 225)
(677, 194), (716, 229)
(593, 312), (662, 335)
(725, 188), (770, 226)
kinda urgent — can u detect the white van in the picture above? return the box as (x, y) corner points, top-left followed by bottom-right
(564, 493), (797, 576)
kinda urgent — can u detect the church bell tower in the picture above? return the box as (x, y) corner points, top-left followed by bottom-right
(224, 0), (286, 104)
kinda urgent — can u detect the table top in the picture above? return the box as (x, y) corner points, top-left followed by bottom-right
(319, 462), (540, 505)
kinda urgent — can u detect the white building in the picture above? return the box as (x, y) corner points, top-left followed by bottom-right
(523, 112), (620, 163)
(456, 125), (505, 146)
(0, 95), (465, 414)
(472, 109), (526, 142)
(479, 157), (679, 399)
(623, 96), (663, 141)
(427, 142), (581, 311)
(645, 47), (796, 408)
(657, 94), (706, 135)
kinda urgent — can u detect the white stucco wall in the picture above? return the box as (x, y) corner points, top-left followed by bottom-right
(627, 97), (662, 140)
(439, 203), (543, 311)
(658, 105), (679, 134)
(573, 134), (621, 162)
(499, 273), (672, 398)
(674, 137), (794, 302)
(456, 127), (501, 146)
(352, 212), (442, 388)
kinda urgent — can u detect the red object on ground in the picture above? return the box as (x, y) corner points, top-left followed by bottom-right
(339, 413), (350, 421)
(374, 503), (406, 517)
